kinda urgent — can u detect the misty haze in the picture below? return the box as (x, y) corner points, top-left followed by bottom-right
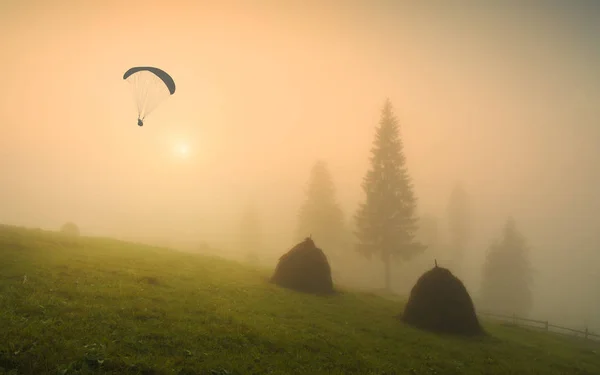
(1, 1), (599, 374)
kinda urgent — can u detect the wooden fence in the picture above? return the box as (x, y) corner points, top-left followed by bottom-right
(478, 311), (600, 341)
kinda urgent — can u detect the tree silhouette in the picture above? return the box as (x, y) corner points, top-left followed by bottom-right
(295, 160), (345, 258)
(480, 217), (534, 316)
(60, 222), (80, 237)
(354, 99), (425, 291)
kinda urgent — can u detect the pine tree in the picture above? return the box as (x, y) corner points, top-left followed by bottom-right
(354, 99), (425, 291)
(446, 184), (471, 273)
(480, 217), (534, 316)
(239, 203), (262, 264)
(295, 160), (345, 258)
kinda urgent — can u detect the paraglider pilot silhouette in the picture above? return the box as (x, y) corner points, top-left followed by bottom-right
(123, 66), (176, 127)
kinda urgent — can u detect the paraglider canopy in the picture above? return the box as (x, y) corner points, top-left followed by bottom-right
(123, 66), (176, 126)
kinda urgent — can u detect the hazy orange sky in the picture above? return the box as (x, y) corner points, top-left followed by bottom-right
(1, 1), (599, 322)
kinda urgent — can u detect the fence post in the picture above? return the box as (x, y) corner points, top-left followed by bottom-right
(585, 327), (589, 340)
(513, 313), (517, 325)
(544, 321), (549, 331)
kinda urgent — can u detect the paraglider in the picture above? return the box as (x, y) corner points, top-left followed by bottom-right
(123, 66), (176, 126)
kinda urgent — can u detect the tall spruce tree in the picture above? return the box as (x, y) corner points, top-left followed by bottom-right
(480, 217), (533, 316)
(295, 160), (345, 257)
(446, 184), (471, 273)
(354, 99), (425, 291)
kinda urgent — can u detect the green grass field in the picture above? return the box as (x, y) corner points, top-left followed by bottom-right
(1, 225), (599, 375)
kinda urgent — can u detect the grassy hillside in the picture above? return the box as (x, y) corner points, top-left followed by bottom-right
(1, 225), (599, 375)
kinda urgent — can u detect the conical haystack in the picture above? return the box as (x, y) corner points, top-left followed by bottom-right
(271, 237), (334, 295)
(401, 263), (483, 336)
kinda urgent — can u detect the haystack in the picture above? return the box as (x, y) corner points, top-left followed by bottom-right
(401, 262), (483, 336)
(271, 237), (334, 294)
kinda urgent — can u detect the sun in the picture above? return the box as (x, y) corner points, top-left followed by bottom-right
(174, 142), (190, 158)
